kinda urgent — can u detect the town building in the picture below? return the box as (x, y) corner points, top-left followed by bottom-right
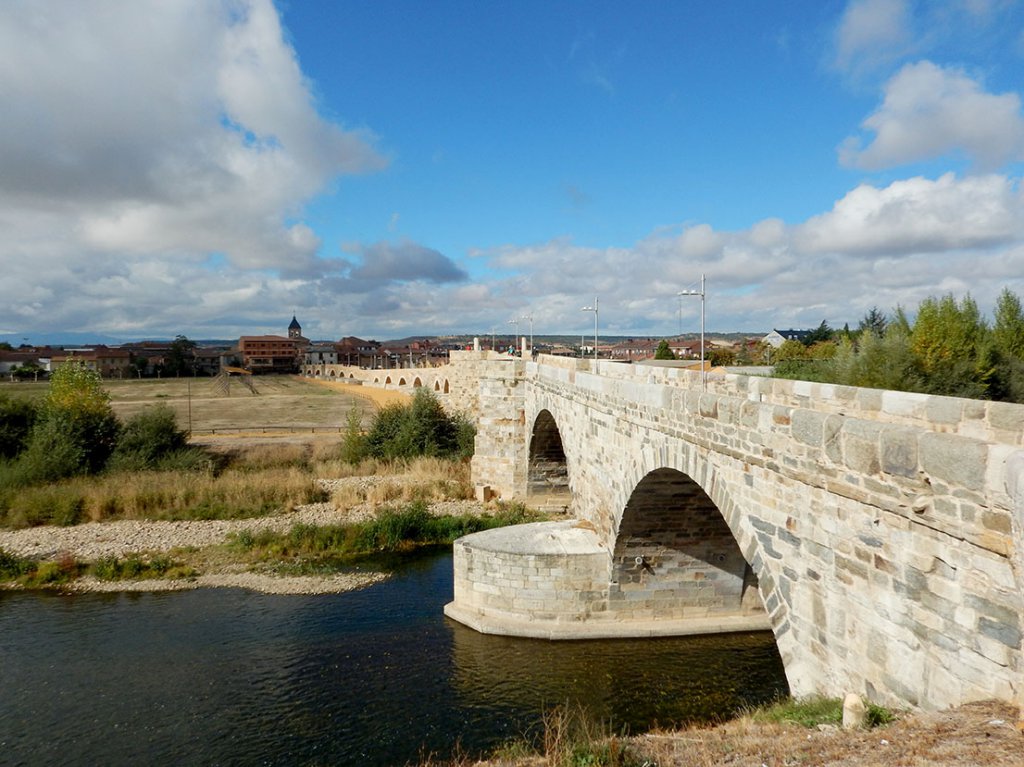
(50, 346), (133, 378)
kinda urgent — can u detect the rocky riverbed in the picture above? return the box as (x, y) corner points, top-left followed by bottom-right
(0, 476), (487, 595)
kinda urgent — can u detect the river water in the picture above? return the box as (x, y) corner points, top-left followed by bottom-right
(0, 552), (787, 766)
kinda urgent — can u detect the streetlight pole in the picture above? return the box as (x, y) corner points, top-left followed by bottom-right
(521, 314), (534, 355)
(508, 318), (519, 354)
(678, 274), (706, 390)
(581, 297), (598, 361)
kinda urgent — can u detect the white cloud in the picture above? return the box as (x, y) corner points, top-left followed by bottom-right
(795, 173), (1021, 254)
(0, 0), (385, 290)
(446, 173), (1024, 336)
(834, 0), (913, 77)
(841, 61), (1024, 171)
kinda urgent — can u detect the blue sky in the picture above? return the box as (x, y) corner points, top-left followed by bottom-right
(2, 0), (1024, 343)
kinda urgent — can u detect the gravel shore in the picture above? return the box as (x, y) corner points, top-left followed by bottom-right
(0, 477), (487, 595)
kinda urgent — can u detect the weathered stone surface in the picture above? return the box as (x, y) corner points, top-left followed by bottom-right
(920, 433), (987, 492)
(842, 693), (867, 730)
(880, 427), (918, 478)
(416, 352), (1024, 714)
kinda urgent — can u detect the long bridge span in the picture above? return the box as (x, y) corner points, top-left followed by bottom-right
(315, 350), (1024, 712)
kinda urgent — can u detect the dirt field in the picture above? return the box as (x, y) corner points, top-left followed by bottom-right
(2, 374), (412, 434)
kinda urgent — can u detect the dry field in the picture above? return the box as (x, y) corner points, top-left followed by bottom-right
(1, 374), (407, 436)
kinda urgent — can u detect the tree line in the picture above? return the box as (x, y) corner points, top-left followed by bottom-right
(771, 288), (1024, 403)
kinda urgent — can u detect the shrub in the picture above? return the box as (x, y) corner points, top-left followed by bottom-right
(363, 390), (475, 461)
(0, 547), (34, 580)
(11, 363), (120, 484)
(108, 405), (188, 471)
(0, 394), (37, 459)
(340, 405), (367, 465)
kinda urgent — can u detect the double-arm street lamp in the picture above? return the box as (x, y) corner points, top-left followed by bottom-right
(581, 297), (599, 360)
(508, 318), (519, 354)
(678, 274), (706, 390)
(521, 314), (534, 354)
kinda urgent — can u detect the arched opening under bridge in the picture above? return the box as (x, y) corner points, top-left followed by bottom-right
(609, 468), (764, 623)
(527, 410), (571, 514)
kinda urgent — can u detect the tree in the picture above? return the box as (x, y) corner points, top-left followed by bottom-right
(802, 320), (834, 346)
(992, 288), (1024, 359)
(16, 362), (120, 481)
(857, 307), (888, 339)
(911, 294), (985, 375)
(11, 361), (42, 381)
(165, 335), (197, 377)
(654, 340), (675, 360)
(773, 339), (808, 363)
(708, 347), (735, 366)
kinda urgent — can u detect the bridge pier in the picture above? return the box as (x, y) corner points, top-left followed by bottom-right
(469, 357), (527, 501)
(444, 520), (771, 639)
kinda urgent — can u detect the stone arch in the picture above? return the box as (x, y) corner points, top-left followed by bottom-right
(527, 409), (570, 512)
(349, 373), (354, 379)
(434, 381), (441, 391)
(399, 377), (407, 387)
(329, 369), (336, 378)
(443, 380), (450, 394)
(385, 376), (392, 385)
(609, 467), (763, 621)
(373, 377), (380, 384)
(413, 377), (422, 388)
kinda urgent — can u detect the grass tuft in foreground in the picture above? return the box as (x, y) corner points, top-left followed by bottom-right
(750, 695), (895, 728)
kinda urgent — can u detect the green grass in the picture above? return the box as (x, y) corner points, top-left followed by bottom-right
(750, 696), (894, 728)
(227, 501), (546, 570)
(90, 554), (195, 581)
(0, 548), (83, 588)
(0, 547), (194, 588)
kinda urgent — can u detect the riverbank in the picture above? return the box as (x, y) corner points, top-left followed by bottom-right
(457, 699), (1022, 767)
(0, 475), (490, 595)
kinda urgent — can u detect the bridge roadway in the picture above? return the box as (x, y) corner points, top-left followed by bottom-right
(311, 351), (1024, 712)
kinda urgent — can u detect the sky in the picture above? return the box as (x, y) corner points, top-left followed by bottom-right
(2, 0), (1024, 344)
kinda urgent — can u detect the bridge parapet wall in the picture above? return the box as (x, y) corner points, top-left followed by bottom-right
(514, 354), (1023, 710)
(530, 355), (1024, 445)
(309, 349), (493, 416)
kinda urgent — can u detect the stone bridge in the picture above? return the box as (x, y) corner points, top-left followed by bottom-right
(433, 351), (1024, 713)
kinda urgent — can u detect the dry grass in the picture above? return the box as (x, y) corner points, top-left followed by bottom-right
(306, 376), (412, 407)
(627, 700), (1022, 767)
(106, 374), (377, 432)
(79, 466), (323, 523)
(329, 457), (473, 511)
(442, 700), (1023, 767)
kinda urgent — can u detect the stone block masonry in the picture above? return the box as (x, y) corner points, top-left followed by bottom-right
(443, 353), (1024, 714)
